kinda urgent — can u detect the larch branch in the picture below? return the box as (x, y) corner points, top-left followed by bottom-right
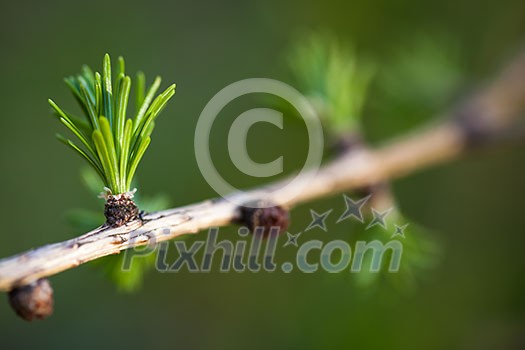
(0, 51), (524, 292)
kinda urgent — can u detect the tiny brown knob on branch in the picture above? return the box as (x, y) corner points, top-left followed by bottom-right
(455, 102), (495, 147)
(104, 195), (139, 227)
(331, 133), (365, 156)
(8, 278), (54, 321)
(332, 133), (379, 197)
(238, 204), (290, 238)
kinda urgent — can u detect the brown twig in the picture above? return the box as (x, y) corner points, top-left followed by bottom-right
(0, 51), (524, 293)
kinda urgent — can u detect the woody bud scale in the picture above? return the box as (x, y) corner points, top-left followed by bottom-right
(239, 205), (290, 238)
(8, 279), (54, 321)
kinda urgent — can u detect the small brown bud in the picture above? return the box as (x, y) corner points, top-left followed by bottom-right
(8, 279), (54, 321)
(238, 204), (290, 238)
(104, 194), (139, 227)
(331, 133), (365, 157)
(455, 102), (495, 147)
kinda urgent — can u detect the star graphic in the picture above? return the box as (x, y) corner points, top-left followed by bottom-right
(337, 194), (371, 223)
(283, 232), (301, 247)
(392, 224), (408, 238)
(366, 208), (392, 230)
(305, 209), (332, 232)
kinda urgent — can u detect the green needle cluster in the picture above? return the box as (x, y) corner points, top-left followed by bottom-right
(49, 54), (176, 195)
(288, 34), (374, 133)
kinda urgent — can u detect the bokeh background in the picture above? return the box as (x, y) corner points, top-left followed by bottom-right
(1, 0), (525, 348)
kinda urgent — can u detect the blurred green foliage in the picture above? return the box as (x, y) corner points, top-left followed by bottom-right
(350, 208), (441, 294)
(0, 0), (524, 349)
(288, 33), (375, 134)
(368, 36), (466, 141)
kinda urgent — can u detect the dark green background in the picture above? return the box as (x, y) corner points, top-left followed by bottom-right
(0, 0), (524, 349)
